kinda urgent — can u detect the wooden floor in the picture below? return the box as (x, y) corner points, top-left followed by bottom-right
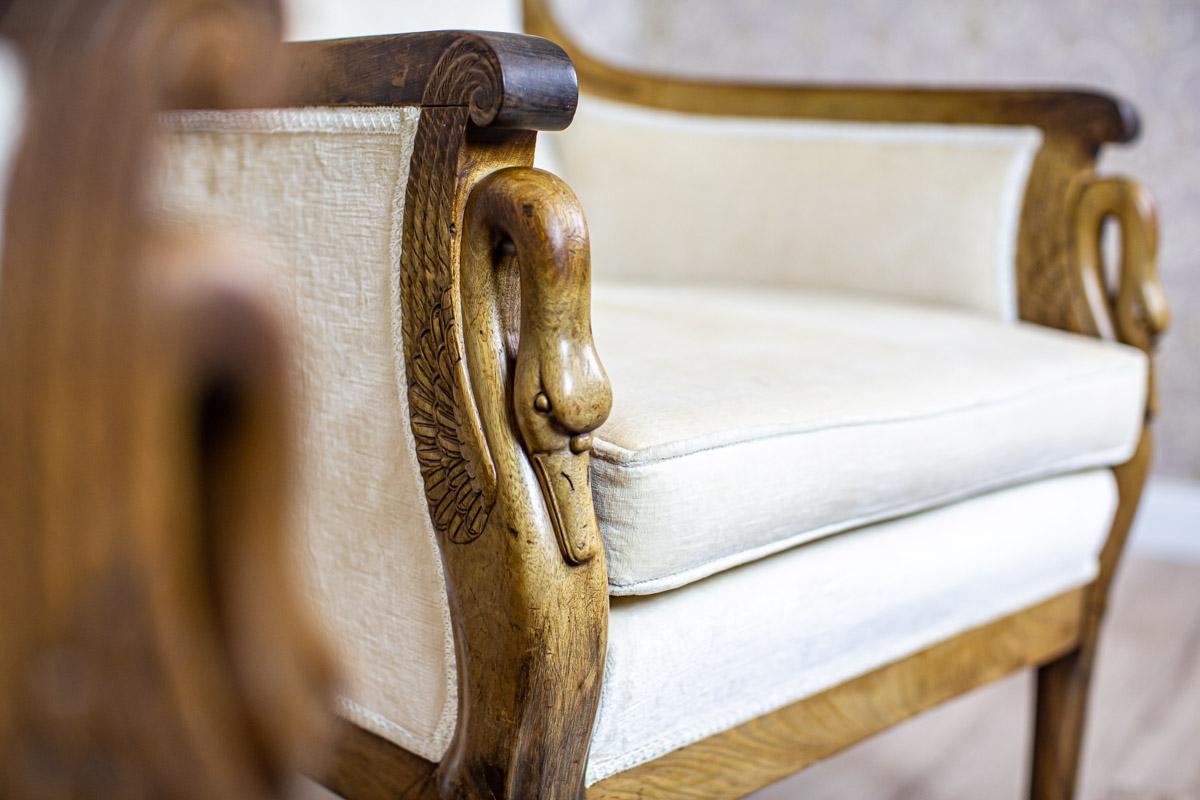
(752, 556), (1200, 800)
(300, 556), (1200, 800)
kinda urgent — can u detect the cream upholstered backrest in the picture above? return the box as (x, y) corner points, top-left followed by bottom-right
(546, 100), (1041, 320)
(157, 108), (457, 763)
(282, 0), (1044, 320)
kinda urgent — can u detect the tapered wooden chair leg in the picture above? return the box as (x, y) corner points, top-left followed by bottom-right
(1030, 642), (1097, 800)
(1030, 432), (1152, 800)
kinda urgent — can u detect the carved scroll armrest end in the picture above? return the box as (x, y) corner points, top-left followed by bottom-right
(1075, 176), (1169, 417)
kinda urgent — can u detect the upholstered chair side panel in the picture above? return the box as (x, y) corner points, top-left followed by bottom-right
(543, 96), (1041, 320)
(156, 107), (457, 763)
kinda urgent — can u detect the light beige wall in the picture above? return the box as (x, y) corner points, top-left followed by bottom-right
(552, 0), (1200, 480)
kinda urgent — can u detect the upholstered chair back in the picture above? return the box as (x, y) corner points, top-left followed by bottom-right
(284, 0), (1042, 320)
(553, 103), (1040, 319)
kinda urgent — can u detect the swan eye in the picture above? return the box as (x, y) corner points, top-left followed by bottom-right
(534, 392), (551, 413)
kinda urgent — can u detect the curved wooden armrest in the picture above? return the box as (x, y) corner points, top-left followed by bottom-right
(523, 0), (1135, 145)
(155, 242), (339, 782)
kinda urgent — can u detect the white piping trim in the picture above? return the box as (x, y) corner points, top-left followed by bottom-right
(337, 696), (447, 763)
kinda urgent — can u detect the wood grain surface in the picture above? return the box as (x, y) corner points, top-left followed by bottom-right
(283, 31), (577, 130)
(0, 0), (336, 797)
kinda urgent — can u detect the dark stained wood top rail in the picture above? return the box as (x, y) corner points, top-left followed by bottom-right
(282, 31), (578, 131)
(567, 75), (1137, 145)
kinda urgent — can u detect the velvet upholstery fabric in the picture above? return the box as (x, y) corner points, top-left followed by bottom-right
(588, 283), (1146, 594)
(544, 95), (1041, 320)
(158, 107), (458, 762)
(588, 469), (1117, 783)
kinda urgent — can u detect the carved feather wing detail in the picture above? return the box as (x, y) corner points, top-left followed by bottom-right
(401, 103), (497, 545)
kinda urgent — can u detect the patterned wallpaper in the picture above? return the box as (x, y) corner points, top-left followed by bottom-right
(554, 0), (1200, 480)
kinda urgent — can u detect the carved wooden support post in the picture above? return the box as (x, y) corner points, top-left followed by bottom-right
(447, 165), (609, 798)
(1030, 175), (1168, 800)
(353, 32), (611, 800)
(1074, 177), (1169, 413)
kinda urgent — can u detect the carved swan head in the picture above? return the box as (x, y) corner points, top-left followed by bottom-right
(461, 166), (612, 565)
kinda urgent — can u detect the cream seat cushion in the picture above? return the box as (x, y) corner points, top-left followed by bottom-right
(588, 283), (1147, 595)
(587, 469), (1117, 783)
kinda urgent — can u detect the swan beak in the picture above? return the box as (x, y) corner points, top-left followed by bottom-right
(530, 449), (601, 565)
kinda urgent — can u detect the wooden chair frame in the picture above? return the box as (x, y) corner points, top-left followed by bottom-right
(268, 5), (1165, 798)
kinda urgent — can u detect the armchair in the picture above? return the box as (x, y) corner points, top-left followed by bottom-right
(155, 2), (1167, 799)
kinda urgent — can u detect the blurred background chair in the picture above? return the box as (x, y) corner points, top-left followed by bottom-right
(0, 1), (336, 796)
